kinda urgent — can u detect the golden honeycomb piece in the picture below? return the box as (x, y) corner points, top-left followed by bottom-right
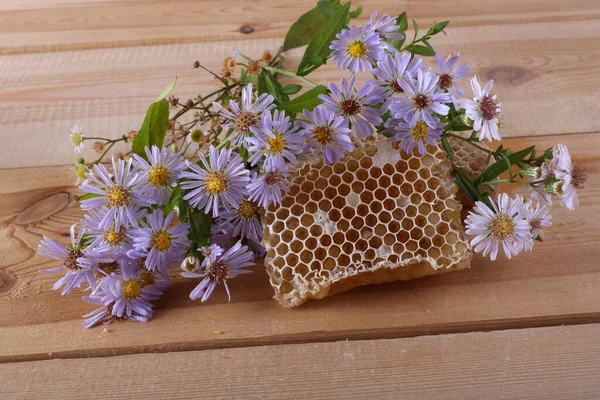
(262, 139), (473, 308)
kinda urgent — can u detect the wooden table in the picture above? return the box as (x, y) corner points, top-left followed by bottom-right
(1, 0), (599, 398)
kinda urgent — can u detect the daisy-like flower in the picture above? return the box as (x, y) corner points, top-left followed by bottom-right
(296, 106), (354, 164)
(330, 24), (384, 73)
(551, 144), (587, 210)
(134, 145), (186, 206)
(70, 125), (84, 154)
(247, 164), (292, 209)
(80, 157), (149, 230)
(181, 256), (201, 273)
(182, 241), (254, 302)
(82, 258), (165, 328)
(216, 198), (263, 242)
(433, 53), (471, 96)
(389, 69), (453, 128)
(521, 198), (552, 251)
(364, 11), (404, 52)
(247, 110), (305, 168)
(131, 209), (191, 272)
(465, 193), (533, 261)
(212, 83), (275, 145)
(199, 243), (225, 268)
(72, 162), (89, 186)
(318, 75), (384, 139)
(459, 76), (502, 141)
(186, 127), (211, 151)
(392, 117), (443, 154)
(38, 224), (98, 295)
(371, 52), (423, 111)
(180, 146), (250, 218)
(82, 206), (145, 254)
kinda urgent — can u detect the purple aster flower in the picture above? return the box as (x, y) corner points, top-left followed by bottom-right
(392, 117), (444, 154)
(82, 206), (146, 254)
(247, 165), (292, 209)
(131, 209), (191, 272)
(296, 105), (354, 164)
(371, 52), (424, 111)
(364, 11), (405, 52)
(134, 145), (187, 206)
(80, 157), (149, 230)
(433, 53), (471, 96)
(318, 75), (384, 139)
(459, 76), (502, 141)
(38, 224), (98, 295)
(212, 83), (275, 145)
(182, 241), (254, 302)
(330, 24), (384, 73)
(247, 110), (305, 168)
(549, 144), (586, 210)
(180, 146), (250, 218)
(82, 257), (165, 328)
(389, 69), (453, 127)
(199, 243), (225, 268)
(216, 198), (263, 242)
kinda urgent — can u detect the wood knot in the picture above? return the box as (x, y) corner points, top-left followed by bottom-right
(481, 65), (536, 87)
(240, 25), (255, 34)
(12, 192), (71, 226)
(0, 270), (17, 293)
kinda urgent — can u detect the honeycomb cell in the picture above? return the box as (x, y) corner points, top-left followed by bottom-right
(263, 139), (472, 307)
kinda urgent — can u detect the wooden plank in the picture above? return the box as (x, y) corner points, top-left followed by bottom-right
(0, 132), (598, 362)
(0, 0), (597, 54)
(2, 324), (600, 399)
(1, 19), (599, 168)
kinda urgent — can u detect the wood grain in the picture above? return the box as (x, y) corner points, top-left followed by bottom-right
(2, 323), (600, 399)
(0, 133), (597, 362)
(1, 13), (599, 168)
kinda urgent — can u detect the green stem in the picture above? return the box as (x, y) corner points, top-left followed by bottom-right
(445, 132), (494, 155)
(261, 65), (318, 88)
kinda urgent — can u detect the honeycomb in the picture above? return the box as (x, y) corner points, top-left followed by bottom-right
(447, 135), (494, 209)
(262, 139), (473, 308)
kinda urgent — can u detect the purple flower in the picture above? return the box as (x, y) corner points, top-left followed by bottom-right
(180, 146), (250, 218)
(364, 11), (404, 52)
(134, 145), (187, 206)
(212, 83), (275, 145)
(392, 117), (443, 154)
(247, 165), (292, 209)
(389, 69), (453, 127)
(82, 206), (145, 254)
(182, 241), (254, 302)
(82, 257), (165, 328)
(330, 24), (384, 73)
(131, 209), (191, 272)
(459, 76), (502, 142)
(318, 75), (384, 139)
(371, 52), (424, 112)
(247, 110), (304, 168)
(433, 53), (471, 96)
(216, 198), (263, 242)
(296, 106), (354, 164)
(38, 224), (98, 295)
(80, 157), (149, 230)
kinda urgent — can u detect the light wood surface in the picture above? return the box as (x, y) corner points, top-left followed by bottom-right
(0, 0), (599, 398)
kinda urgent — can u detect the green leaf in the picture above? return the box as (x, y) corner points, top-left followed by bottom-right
(279, 84), (303, 95)
(348, 6), (362, 19)
(279, 85), (327, 114)
(73, 193), (101, 202)
(411, 19), (419, 42)
(441, 136), (454, 159)
(132, 99), (170, 159)
(296, 2), (350, 76)
(257, 70), (289, 106)
(164, 185), (183, 215)
(188, 208), (211, 247)
(453, 167), (479, 203)
(428, 20), (449, 36)
(398, 12), (408, 32)
(282, 7), (329, 52)
(317, 0), (339, 16)
(155, 77), (177, 102)
(405, 44), (435, 57)
(473, 146), (535, 185)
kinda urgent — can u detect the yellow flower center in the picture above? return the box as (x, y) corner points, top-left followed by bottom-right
(237, 200), (258, 219)
(411, 121), (429, 140)
(190, 129), (203, 143)
(489, 214), (515, 239)
(205, 171), (228, 194)
(266, 132), (285, 153)
(106, 185), (130, 207)
(76, 165), (87, 180)
(347, 41), (367, 58)
(104, 227), (125, 246)
(121, 279), (142, 299)
(71, 132), (82, 146)
(313, 126), (332, 145)
(139, 271), (155, 287)
(151, 230), (172, 251)
(148, 165), (169, 186)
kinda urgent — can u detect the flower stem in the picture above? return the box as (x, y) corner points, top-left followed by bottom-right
(261, 65), (318, 88)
